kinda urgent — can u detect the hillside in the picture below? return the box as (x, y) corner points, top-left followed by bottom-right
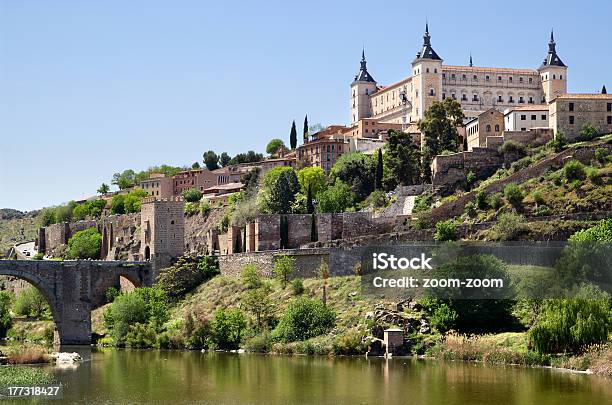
(0, 209), (40, 254)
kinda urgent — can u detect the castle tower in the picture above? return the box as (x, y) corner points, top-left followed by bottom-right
(411, 23), (443, 122)
(140, 197), (185, 272)
(350, 49), (377, 125)
(538, 30), (567, 103)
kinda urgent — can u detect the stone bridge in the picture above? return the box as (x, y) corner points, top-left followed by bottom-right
(0, 260), (153, 345)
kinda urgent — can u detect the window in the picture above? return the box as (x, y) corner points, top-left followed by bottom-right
(607, 103), (611, 112)
(569, 116), (575, 125)
(498, 76), (502, 81)
(442, 93), (446, 99)
(521, 127), (527, 131)
(486, 75), (490, 81)
(542, 115), (547, 120)
(521, 115), (526, 120)
(442, 73), (446, 79)
(434, 68), (438, 73)
(486, 124), (491, 132)
(519, 77), (523, 83)
(472, 94), (478, 101)
(451, 73), (456, 80)
(509, 77), (513, 83)
(462, 74), (467, 80)
(529, 97), (534, 104)
(569, 102), (574, 111)
(495, 124), (500, 132)
(519, 96), (524, 103)
(451, 93), (456, 100)
(531, 115), (536, 120)
(426, 68), (430, 73)
(462, 94), (467, 101)
(473, 75), (478, 80)
(365, 89), (368, 95)
(560, 75), (563, 80)
(509, 96), (514, 103)
(429, 88), (435, 96)
(529, 77), (533, 83)
(608, 116), (612, 125)
(498, 95), (503, 102)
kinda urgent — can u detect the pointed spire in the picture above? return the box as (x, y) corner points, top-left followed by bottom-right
(414, 21), (441, 61)
(353, 48), (375, 83)
(603, 85), (608, 95)
(469, 53), (473, 67)
(540, 29), (566, 69)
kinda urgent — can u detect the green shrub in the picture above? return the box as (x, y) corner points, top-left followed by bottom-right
(475, 191), (488, 210)
(332, 330), (367, 355)
(531, 190), (545, 206)
(182, 187), (203, 203)
(210, 308), (247, 350)
(125, 323), (158, 348)
(0, 366), (54, 386)
(273, 254), (295, 288)
(503, 183), (523, 207)
(184, 202), (199, 216)
(32, 252), (44, 260)
(13, 287), (50, 319)
(579, 124), (599, 141)
(466, 171), (476, 189)
(586, 166), (602, 184)
(105, 287), (120, 303)
(489, 192), (503, 209)
(594, 147), (609, 163)
(528, 285), (611, 354)
(0, 292), (12, 338)
(271, 297), (336, 343)
(563, 160), (586, 181)
(200, 200), (211, 216)
(510, 156), (534, 173)
(430, 303), (458, 333)
(363, 189), (389, 209)
(533, 205), (551, 217)
(316, 182), (355, 213)
(492, 212), (525, 241)
(241, 263), (262, 289)
(464, 201), (477, 217)
(291, 279), (305, 296)
(434, 219), (458, 242)
(66, 228), (102, 259)
(412, 191), (433, 213)
(499, 140), (527, 158)
(155, 256), (219, 300)
(243, 331), (272, 353)
(549, 132), (567, 152)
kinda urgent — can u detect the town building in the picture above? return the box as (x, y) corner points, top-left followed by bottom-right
(465, 108), (504, 151)
(297, 138), (347, 172)
(350, 27), (567, 125)
(504, 105), (549, 132)
(140, 196), (185, 270)
(140, 173), (173, 198)
(549, 93), (612, 140)
(172, 169), (217, 195)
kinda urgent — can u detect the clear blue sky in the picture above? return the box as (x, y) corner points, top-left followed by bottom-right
(1, 1), (610, 211)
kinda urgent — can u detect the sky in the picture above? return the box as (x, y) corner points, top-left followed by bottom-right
(1, 0), (610, 211)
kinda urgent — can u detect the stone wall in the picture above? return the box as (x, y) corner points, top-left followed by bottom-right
(431, 148), (504, 191)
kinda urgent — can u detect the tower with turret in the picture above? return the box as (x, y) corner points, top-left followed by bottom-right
(538, 30), (567, 103)
(411, 23), (443, 122)
(350, 49), (377, 125)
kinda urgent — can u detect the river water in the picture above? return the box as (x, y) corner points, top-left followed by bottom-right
(43, 349), (611, 404)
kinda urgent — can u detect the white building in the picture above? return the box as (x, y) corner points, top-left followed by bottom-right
(504, 105), (549, 131)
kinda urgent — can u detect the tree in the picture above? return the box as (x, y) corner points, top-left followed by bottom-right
(297, 166), (327, 196)
(203, 150), (219, 170)
(329, 152), (375, 201)
(242, 282), (275, 331)
(418, 99), (465, 180)
(182, 187), (203, 203)
(229, 151), (264, 165)
(268, 168), (300, 214)
(112, 169), (137, 190)
(303, 114), (309, 143)
(375, 149), (383, 190)
(14, 287), (49, 319)
(211, 308), (247, 350)
(318, 260), (330, 306)
(271, 297), (336, 342)
(306, 184), (314, 214)
(266, 139), (286, 157)
(67, 228), (102, 259)
(0, 292), (12, 338)
(219, 152), (231, 167)
(191, 162), (201, 169)
(316, 182), (354, 213)
(289, 120), (297, 149)
(383, 130), (421, 189)
(124, 189), (148, 213)
(433, 219), (458, 242)
(580, 123), (599, 141)
(97, 183), (110, 194)
(111, 195), (126, 214)
(273, 254), (295, 288)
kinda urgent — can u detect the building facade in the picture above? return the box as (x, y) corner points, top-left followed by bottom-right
(140, 173), (173, 198)
(504, 105), (549, 132)
(297, 138), (347, 172)
(465, 108), (504, 151)
(350, 27), (567, 125)
(549, 94), (612, 140)
(140, 197), (185, 270)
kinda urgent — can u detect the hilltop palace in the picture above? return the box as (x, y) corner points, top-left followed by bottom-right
(350, 24), (567, 127)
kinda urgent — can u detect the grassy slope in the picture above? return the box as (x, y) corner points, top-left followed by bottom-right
(0, 211), (40, 253)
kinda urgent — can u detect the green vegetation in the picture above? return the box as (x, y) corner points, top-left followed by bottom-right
(0, 291), (12, 337)
(297, 166), (327, 197)
(66, 228), (102, 259)
(316, 182), (354, 213)
(330, 152), (375, 201)
(110, 188), (148, 214)
(271, 297), (336, 343)
(563, 160), (587, 181)
(433, 219), (458, 242)
(182, 187), (203, 203)
(155, 256), (219, 301)
(289, 120), (297, 149)
(273, 254), (295, 288)
(503, 183), (524, 207)
(0, 366), (54, 386)
(266, 138), (286, 156)
(72, 199), (107, 220)
(383, 130), (421, 188)
(13, 287), (50, 319)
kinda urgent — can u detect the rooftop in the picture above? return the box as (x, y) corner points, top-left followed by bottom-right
(443, 65), (539, 75)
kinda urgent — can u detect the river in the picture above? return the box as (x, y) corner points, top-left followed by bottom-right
(41, 349), (611, 404)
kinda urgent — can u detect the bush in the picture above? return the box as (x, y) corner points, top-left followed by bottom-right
(499, 140), (527, 159)
(531, 190), (545, 206)
(125, 323), (158, 348)
(184, 202), (199, 216)
(434, 219), (458, 242)
(32, 252), (44, 260)
(503, 183), (523, 207)
(243, 331), (272, 353)
(475, 191), (488, 210)
(489, 192), (503, 209)
(13, 287), (50, 319)
(0, 292), (12, 338)
(466, 171), (476, 189)
(464, 201), (477, 217)
(273, 254), (295, 288)
(549, 132), (567, 152)
(291, 279), (305, 296)
(271, 297), (336, 343)
(510, 156), (533, 173)
(579, 124), (599, 141)
(333, 330), (367, 355)
(529, 285), (611, 354)
(105, 287), (120, 303)
(103, 287), (169, 346)
(210, 308), (247, 350)
(533, 205), (551, 217)
(182, 187), (203, 203)
(492, 212), (525, 241)
(200, 200), (211, 216)
(430, 303), (458, 333)
(563, 160), (586, 181)
(155, 256), (219, 300)
(586, 166), (602, 184)
(594, 147), (609, 163)
(241, 263), (262, 289)
(66, 228), (102, 259)
(363, 190), (389, 209)
(316, 182), (354, 213)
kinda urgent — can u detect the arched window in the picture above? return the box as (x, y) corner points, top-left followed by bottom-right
(486, 125), (491, 132)
(495, 124), (500, 132)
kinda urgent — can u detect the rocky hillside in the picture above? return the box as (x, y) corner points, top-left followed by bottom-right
(0, 209), (40, 254)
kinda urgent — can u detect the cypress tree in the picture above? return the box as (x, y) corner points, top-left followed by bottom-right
(290, 120), (297, 149)
(375, 149), (383, 190)
(280, 216), (289, 249)
(310, 213), (318, 242)
(306, 183), (314, 214)
(303, 114), (309, 143)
